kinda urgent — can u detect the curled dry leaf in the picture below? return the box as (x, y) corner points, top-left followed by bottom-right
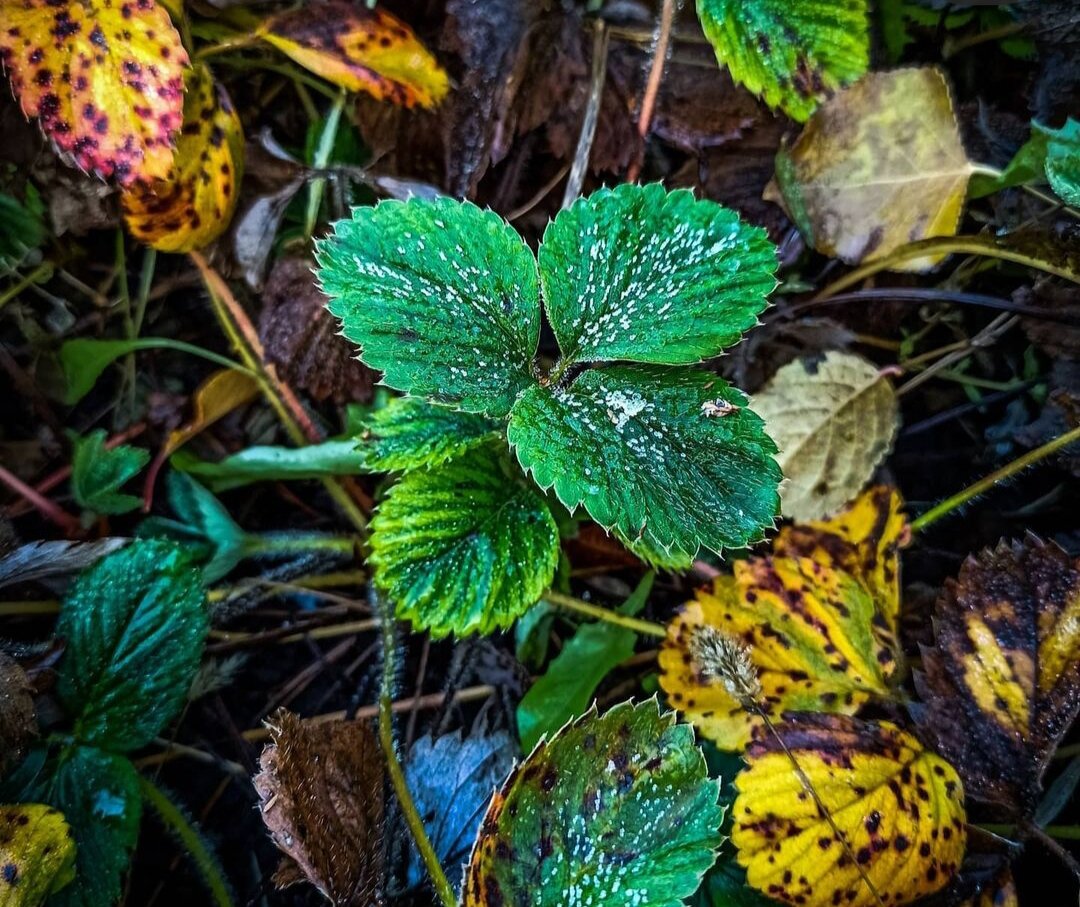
(660, 487), (904, 750)
(255, 710), (385, 906)
(0, 0), (188, 185)
(752, 352), (899, 521)
(256, 0), (448, 109)
(766, 67), (974, 270)
(121, 64), (244, 253)
(0, 803), (77, 905)
(0, 654), (36, 776)
(732, 714), (966, 907)
(915, 535), (1080, 816)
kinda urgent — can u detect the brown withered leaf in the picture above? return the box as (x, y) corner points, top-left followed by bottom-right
(0, 653), (37, 775)
(1016, 279), (1080, 360)
(254, 710), (385, 906)
(1014, 361), (1080, 476)
(258, 256), (375, 404)
(915, 535), (1080, 816)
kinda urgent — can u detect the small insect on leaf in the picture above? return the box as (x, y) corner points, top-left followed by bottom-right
(732, 714), (966, 907)
(463, 699), (723, 907)
(256, 0), (449, 109)
(0, 0), (188, 185)
(0, 803), (76, 906)
(915, 535), (1080, 817)
(122, 64), (244, 253)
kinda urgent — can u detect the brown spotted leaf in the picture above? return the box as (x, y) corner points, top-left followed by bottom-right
(0, 654), (36, 776)
(0, 0), (188, 185)
(254, 710), (385, 906)
(733, 714), (966, 907)
(121, 64), (243, 252)
(915, 535), (1080, 817)
(256, 0), (448, 109)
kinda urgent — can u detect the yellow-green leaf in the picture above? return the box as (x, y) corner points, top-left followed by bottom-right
(256, 0), (448, 108)
(752, 352), (899, 521)
(765, 67), (975, 270)
(122, 65), (244, 252)
(732, 715), (966, 907)
(0, 804), (76, 906)
(0, 0), (188, 185)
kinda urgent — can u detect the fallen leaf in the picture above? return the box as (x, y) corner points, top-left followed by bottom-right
(752, 352), (899, 521)
(122, 64), (244, 253)
(959, 867), (1017, 907)
(256, 0), (448, 109)
(255, 711), (385, 906)
(766, 67), (974, 269)
(0, 538), (127, 589)
(0, 803), (76, 906)
(0, 0), (188, 185)
(915, 535), (1080, 816)
(732, 714), (966, 907)
(0, 655), (37, 776)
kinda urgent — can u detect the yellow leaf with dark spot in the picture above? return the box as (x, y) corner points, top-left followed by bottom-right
(121, 65), (244, 253)
(765, 67), (974, 270)
(915, 536), (1080, 815)
(0, 804), (76, 906)
(256, 0), (448, 109)
(732, 715), (966, 907)
(0, 0), (188, 185)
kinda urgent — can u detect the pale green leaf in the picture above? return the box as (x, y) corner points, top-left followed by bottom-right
(317, 197), (540, 417)
(538, 184), (776, 368)
(172, 442), (365, 491)
(696, 0), (869, 121)
(508, 366), (780, 567)
(370, 441), (559, 637)
(70, 430), (149, 516)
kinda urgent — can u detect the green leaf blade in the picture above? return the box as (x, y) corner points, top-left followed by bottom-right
(57, 540), (209, 752)
(539, 184), (776, 369)
(697, 0), (869, 121)
(370, 441), (559, 637)
(464, 699), (723, 907)
(70, 430), (149, 515)
(508, 366), (780, 566)
(317, 197), (541, 417)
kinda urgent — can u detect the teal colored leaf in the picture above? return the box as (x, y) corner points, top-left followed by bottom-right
(357, 396), (500, 472)
(1036, 118), (1080, 206)
(370, 440), (559, 637)
(969, 129), (1049, 199)
(463, 699), (723, 907)
(57, 540), (209, 751)
(70, 430), (149, 515)
(538, 184), (776, 369)
(508, 366), (780, 567)
(696, 0), (869, 121)
(37, 746), (142, 907)
(172, 441), (365, 491)
(317, 197), (541, 417)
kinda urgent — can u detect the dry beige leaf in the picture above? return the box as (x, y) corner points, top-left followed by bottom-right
(765, 66), (975, 271)
(254, 710), (385, 906)
(752, 351), (899, 521)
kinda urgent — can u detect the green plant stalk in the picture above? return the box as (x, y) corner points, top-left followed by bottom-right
(0, 261), (53, 311)
(108, 338), (253, 376)
(545, 590), (667, 638)
(979, 823), (1080, 841)
(305, 90), (346, 238)
(241, 533), (358, 558)
(910, 423), (1080, 533)
(376, 601), (456, 907)
(139, 775), (234, 907)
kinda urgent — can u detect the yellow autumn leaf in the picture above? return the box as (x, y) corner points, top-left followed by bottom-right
(0, 804), (76, 906)
(121, 65), (244, 253)
(256, 0), (448, 109)
(752, 352), (899, 521)
(732, 715), (966, 907)
(765, 67), (974, 271)
(915, 536), (1080, 815)
(0, 0), (188, 185)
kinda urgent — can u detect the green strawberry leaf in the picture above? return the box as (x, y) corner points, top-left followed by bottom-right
(508, 366), (780, 567)
(358, 396), (501, 472)
(539, 184), (776, 369)
(1035, 118), (1080, 207)
(463, 699), (723, 907)
(317, 196), (541, 417)
(57, 540), (209, 751)
(70, 430), (149, 515)
(370, 440), (559, 637)
(696, 0), (869, 121)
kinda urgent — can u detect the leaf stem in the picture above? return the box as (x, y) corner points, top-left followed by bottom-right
(626, 0), (682, 183)
(304, 89), (346, 238)
(376, 599), (457, 907)
(242, 533), (358, 558)
(138, 775), (234, 907)
(545, 590), (667, 638)
(910, 424), (1080, 533)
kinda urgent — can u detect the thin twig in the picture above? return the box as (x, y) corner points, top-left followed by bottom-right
(0, 464), (81, 535)
(545, 590), (666, 638)
(562, 21), (609, 208)
(626, 0), (682, 183)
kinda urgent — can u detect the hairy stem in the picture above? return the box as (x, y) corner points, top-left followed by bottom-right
(545, 590), (667, 638)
